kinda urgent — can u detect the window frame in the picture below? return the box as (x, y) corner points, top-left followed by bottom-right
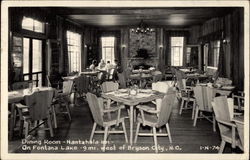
(101, 36), (115, 64)
(21, 16), (45, 34)
(66, 30), (82, 73)
(170, 36), (184, 66)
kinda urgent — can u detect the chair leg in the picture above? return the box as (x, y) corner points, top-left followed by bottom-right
(192, 101), (196, 120)
(102, 126), (109, 152)
(24, 121), (29, 138)
(47, 116), (54, 137)
(193, 106), (199, 127)
(51, 105), (57, 128)
(212, 114), (216, 132)
(152, 127), (158, 153)
(90, 122), (97, 141)
(122, 121), (128, 143)
(65, 103), (72, 121)
(134, 122), (141, 143)
(179, 99), (184, 115)
(219, 140), (226, 153)
(133, 109), (137, 122)
(184, 99), (188, 109)
(166, 123), (172, 143)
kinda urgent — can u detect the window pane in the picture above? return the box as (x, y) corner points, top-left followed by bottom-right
(23, 38), (30, 74)
(24, 75), (29, 81)
(32, 39), (42, 72)
(34, 20), (44, 33)
(101, 37), (115, 64)
(170, 37), (184, 66)
(22, 17), (33, 31)
(22, 16), (45, 33)
(67, 31), (81, 72)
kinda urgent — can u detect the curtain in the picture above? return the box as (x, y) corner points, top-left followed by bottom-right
(217, 39), (226, 78)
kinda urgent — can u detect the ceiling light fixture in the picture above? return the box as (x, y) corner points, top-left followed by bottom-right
(131, 20), (154, 34)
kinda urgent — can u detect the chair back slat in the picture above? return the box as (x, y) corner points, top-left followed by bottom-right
(194, 86), (213, 112)
(157, 88), (176, 127)
(213, 96), (231, 122)
(63, 80), (74, 94)
(118, 72), (126, 88)
(212, 96), (233, 134)
(206, 87), (216, 111)
(86, 93), (103, 126)
(101, 81), (119, 93)
(24, 90), (54, 120)
(74, 76), (89, 95)
(12, 81), (29, 90)
(152, 81), (170, 94)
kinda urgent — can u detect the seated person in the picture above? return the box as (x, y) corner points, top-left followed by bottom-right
(89, 60), (97, 71)
(97, 59), (106, 71)
(106, 61), (113, 72)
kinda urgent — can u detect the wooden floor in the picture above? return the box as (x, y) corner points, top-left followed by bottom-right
(9, 96), (241, 153)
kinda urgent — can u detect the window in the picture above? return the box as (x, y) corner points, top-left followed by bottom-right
(208, 40), (220, 67)
(101, 37), (115, 64)
(67, 31), (82, 73)
(23, 38), (43, 87)
(22, 16), (45, 33)
(171, 37), (184, 66)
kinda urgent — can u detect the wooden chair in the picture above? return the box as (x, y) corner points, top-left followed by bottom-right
(134, 88), (176, 153)
(101, 81), (119, 93)
(16, 90), (54, 138)
(101, 81), (120, 110)
(86, 93), (128, 152)
(74, 75), (89, 99)
(211, 96), (243, 153)
(235, 120), (244, 152)
(193, 86), (216, 132)
(52, 80), (74, 128)
(151, 81), (171, 112)
(12, 81), (29, 90)
(178, 79), (196, 117)
(232, 91), (244, 112)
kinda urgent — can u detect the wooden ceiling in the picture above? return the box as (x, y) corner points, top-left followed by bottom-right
(43, 7), (235, 28)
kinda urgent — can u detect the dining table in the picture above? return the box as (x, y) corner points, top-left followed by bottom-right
(80, 71), (99, 76)
(102, 89), (165, 145)
(8, 87), (55, 140)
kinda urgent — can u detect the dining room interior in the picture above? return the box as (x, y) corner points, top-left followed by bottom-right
(6, 6), (247, 155)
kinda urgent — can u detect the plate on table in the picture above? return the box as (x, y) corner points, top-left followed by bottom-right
(221, 86), (235, 90)
(140, 89), (152, 93)
(119, 89), (127, 93)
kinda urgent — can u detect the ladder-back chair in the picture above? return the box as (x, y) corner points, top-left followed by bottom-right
(212, 96), (243, 153)
(86, 93), (128, 152)
(193, 86), (216, 131)
(134, 88), (176, 153)
(16, 90), (54, 138)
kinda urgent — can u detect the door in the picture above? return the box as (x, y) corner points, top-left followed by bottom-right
(23, 37), (44, 87)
